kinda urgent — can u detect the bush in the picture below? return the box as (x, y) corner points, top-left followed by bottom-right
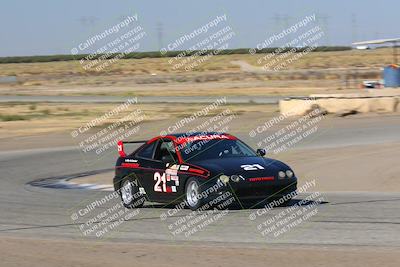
(0, 46), (352, 64)
(0, 114), (28, 121)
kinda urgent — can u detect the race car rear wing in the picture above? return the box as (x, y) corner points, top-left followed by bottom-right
(117, 140), (147, 157)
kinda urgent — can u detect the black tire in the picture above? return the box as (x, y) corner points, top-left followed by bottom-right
(185, 177), (204, 211)
(119, 176), (145, 209)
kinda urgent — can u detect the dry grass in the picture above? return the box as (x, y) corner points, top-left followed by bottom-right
(0, 102), (277, 138)
(0, 48), (393, 77)
(0, 48), (391, 97)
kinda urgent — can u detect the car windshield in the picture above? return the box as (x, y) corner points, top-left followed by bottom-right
(179, 139), (257, 162)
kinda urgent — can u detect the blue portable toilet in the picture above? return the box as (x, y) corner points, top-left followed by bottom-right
(383, 65), (400, 87)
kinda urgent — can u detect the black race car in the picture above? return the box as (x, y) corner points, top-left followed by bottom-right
(114, 132), (297, 210)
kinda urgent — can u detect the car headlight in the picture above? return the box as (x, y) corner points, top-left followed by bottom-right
(219, 175), (230, 185)
(230, 175), (240, 182)
(278, 171), (286, 179)
(286, 170), (293, 178)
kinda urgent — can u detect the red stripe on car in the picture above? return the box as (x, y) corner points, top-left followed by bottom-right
(121, 163), (140, 168)
(248, 176), (274, 182)
(188, 168), (205, 174)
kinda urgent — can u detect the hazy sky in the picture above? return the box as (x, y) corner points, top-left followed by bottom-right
(0, 0), (398, 56)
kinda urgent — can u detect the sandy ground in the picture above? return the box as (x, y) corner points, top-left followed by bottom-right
(2, 237), (399, 267)
(281, 142), (400, 192)
(0, 82), (347, 96)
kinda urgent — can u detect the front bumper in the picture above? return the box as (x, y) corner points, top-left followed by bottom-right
(203, 177), (297, 201)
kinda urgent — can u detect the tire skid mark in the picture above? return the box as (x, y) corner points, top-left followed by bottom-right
(27, 169), (114, 191)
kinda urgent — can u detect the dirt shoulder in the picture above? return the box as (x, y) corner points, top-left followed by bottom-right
(1, 236), (399, 267)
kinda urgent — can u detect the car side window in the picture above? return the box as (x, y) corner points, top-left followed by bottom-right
(137, 142), (157, 159)
(153, 139), (178, 163)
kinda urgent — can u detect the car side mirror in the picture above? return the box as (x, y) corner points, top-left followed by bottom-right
(256, 148), (266, 157)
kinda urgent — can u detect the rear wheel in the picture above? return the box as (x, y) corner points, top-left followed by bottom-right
(120, 177), (144, 209)
(185, 178), (203, 211)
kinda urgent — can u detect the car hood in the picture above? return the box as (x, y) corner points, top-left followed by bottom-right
(189, 156), (293, 178)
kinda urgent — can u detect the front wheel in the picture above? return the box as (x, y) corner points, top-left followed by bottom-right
(185, 178), (204, 211)
(119, 177), (144, 209)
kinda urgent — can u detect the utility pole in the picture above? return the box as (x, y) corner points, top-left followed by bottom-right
(317, 14), (330, 46)
(157, 22), (164, 51)
(281, 14), (292, 46)
(351, 13), (358, 43)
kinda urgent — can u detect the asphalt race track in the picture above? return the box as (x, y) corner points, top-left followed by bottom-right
(1, 120), (399, 248)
